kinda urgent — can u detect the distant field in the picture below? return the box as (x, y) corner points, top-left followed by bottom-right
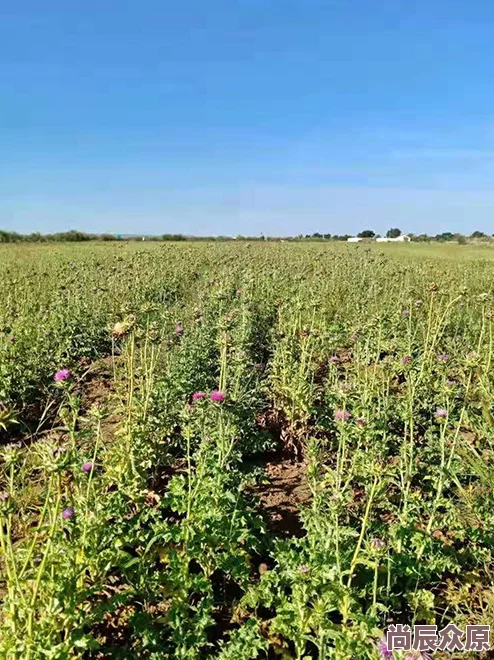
(1, 241), (494, 659)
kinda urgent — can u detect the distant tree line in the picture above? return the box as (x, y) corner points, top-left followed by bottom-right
(0, 228), (492, 244)
(0, 230), (193, 243)
(0, 230), (355, 243)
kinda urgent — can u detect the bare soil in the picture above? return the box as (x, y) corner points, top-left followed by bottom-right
(76, 355), (120, 442)
(249, 453), (311, 538)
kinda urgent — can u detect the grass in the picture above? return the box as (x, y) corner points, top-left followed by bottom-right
(1, 240), (494, 659)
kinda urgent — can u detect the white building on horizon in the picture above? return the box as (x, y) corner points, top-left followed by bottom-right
(375, 234), (410, 243)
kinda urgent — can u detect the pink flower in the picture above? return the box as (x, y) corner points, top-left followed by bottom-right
(434, 408), (447, 419)
(401, 356), (412, 365)
(175, 325), (183, 335)
(62, 506), (75, 520)
(54, 369), (71, 382)
(210, 390), (226, 402)
(192, 391), (206, 401)
(377, 638), (393, 660)
(329, 356), (340, 364)
(82, 462), (94, 473)
(334, 409), (350, 422)
(356, 417), (366, 426)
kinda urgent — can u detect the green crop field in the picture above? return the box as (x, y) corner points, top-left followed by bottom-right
(1, 241), (494, 659)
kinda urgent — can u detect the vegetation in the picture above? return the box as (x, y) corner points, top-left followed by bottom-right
(1, 227), (494, 244)
(1, 240), (494, 659)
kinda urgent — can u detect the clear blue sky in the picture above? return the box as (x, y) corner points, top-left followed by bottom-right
(2, 0), (494, 236)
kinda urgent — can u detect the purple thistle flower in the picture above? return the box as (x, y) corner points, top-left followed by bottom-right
(334, 409), (350, 422)
(438, 353), (449, 362)
(371, 537), (385, 549)
(192, 391), (206, 401)
(175, 325), (183, 335)
(210, 390), (226, 402)
(54, 368), (71, 382)
(377, 638), (393, 660)
(434, 408), (447, 419)
(62, 506), (75, 520)
(356, 417), (366, 426)
(329, 356), (340, 364)
(402, 309), (410, 318)
(82, 462), (94, 473)
(401, 355), (412, 365)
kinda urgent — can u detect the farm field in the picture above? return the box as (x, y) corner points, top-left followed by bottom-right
(1, 240), (494, 659)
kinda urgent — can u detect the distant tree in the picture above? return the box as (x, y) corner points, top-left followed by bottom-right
(161, 234), (185, 241)
(357, 229), (375, 238)
(435, 232), (455, 242)
(0, 230), (17, 243)
(470, 230), (486, 239)
(386, 228), (402, 238)
(53, 230), (91, 241)
(457, 234), (467, 245)
(323, 233), (332, 240)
